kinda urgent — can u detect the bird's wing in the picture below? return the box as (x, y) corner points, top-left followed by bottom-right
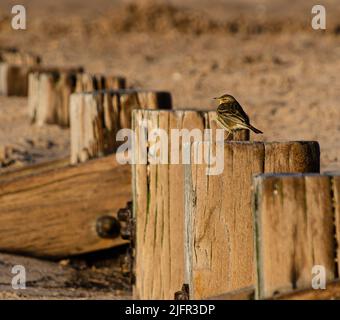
(217, 102), (249, 124)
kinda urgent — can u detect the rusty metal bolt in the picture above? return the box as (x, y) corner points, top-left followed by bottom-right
(117, 201), (134, 241)
(96, 215), (121, 239)
(117, 201), (132, 222)
(118, 208), (130, 222)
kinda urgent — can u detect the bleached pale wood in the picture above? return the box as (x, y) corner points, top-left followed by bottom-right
(254, 174), (336, 299)
(70, 93), (105, 164)
(28, 67), (84, 127)
(132, 110), (249, 300)
(0, 63), (8, 95)
(185, 141), (320, 300)
(70, 90), (172, 164)
(0, 154), (130, 258)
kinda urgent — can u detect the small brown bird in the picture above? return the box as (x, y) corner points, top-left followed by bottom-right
(214, 94), (263, 139)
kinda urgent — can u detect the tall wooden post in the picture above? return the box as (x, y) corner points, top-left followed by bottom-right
(28, 67), (84, 127)
(253, 173), (339, 299)
(184, 141), (320, 299)
(132, 109), (249, 299)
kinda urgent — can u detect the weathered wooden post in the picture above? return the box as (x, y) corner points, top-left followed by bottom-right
(253, 173), (340, 299)
(69, 90), (172, 164)
(132, 109), (249, 299)
(28, 67), (84, 127)
(75, 73), (126, 92)
(29, 70), (128, 127)
(0, 49), (41, 96)
(0, 48), (41, 65)
(184, 141), (320, 299)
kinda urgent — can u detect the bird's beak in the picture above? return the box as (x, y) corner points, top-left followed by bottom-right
(213, 97), (218, 100)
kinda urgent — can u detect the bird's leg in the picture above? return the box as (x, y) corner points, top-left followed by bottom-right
(224, 130), (231, 142)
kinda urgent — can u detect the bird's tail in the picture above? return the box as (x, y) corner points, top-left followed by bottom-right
(246, 124), (263, 134)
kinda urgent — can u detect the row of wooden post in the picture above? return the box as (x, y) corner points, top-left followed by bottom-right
(1, 104), (332, 299)
(129, 108), (340, 299)
(28, 68), (128, 127)
(2, 48), (338, 300)
(132, 109), (322, 300)
(69, 90), (172, 164)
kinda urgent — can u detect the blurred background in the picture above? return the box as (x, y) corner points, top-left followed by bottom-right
(1, 0), (340, 171)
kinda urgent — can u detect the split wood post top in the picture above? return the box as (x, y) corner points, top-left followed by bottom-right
(0, 155), (130, 258)
(253, 173), (340, 299)
(132, 109), (249, 300)
(75, 73), (126, 92)
(28, 66), (84, 127)
(184, 141), (320, 300)
(69, 90), (172, 165)
(29, 69), (126, 127)
(0, 48), (41, 65)
(0, 49), (41, 96)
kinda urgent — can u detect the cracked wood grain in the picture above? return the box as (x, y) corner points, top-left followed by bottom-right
(132, 110), (249, 299)
(185, 141), (320, 299)
(185, 142), (264, 299)
(0, 154), (130, 258)
(74, 73), (126, 93)
(70, 90), (172, 164)
(254, 173), (336, 299)
(28, 67), (83, 127)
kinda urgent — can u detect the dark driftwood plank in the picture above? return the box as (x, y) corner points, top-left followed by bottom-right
(0, 155), (131, 258)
